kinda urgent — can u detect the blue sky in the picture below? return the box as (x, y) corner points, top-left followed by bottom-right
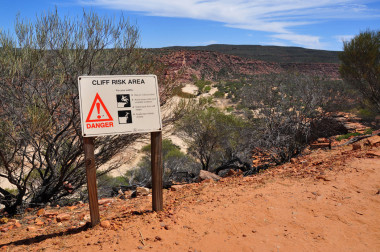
(1, 0), (379, 51)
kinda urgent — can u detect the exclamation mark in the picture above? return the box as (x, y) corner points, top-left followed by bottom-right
(96, 103), (101, 119)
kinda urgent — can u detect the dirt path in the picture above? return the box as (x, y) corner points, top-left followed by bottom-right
(1, 142), (379, 252)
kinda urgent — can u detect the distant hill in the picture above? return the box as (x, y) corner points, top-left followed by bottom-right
(155, 49), (341, 82)
(161, 44), (341, 64)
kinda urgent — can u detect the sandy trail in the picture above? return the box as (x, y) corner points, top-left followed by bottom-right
(1, 142), (379, 252)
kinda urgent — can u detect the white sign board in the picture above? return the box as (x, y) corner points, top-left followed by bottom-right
(78, 75), (162, 137)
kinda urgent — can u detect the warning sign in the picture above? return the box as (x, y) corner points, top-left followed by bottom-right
(86, 93), (113, 122)
(78, 75), (162, 137)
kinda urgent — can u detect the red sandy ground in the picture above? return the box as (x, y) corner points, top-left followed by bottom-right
(0, 136), (379, 252)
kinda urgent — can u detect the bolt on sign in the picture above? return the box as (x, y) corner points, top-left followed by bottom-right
(78, 75), (162, 137)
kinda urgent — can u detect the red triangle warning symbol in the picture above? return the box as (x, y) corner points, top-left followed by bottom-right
(86, 93), (113, 122)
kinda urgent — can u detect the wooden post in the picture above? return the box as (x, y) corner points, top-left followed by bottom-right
(151, 131), (163, 211)
(83, 137), (100, 227)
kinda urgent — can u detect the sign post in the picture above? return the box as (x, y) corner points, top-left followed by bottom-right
(78, 75), (163, 226)
(151, 132), (163, 211)
(83, 137), (100, 227)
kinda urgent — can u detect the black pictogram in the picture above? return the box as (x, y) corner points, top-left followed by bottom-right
(118, 110), (132, 124)
(117, 94), (131, 108)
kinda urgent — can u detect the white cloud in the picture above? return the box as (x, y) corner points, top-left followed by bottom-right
(260, 41), (288, 47)
(335, 35), (355, 43)
(186, 40), (218, 46)
(272, 33), (326, 49)
(79, 0), (379, 49)
(199, 40), (218, 46)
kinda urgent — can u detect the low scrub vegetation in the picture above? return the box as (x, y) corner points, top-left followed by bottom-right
(175, 98), (254, 172)
(0, 9), (172, 215)
(193, 78), (212, 94)
(336, 128), (373, 141)
(340, 29), (380, 114)
(175, 73), (352, 174)
(126, 139), (199, 186)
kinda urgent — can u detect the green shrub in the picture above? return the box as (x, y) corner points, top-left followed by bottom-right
(216, 81), (244, 99)
(339, 30), (380, 113)
(176, 104), (254, 171)
(5, 188), (17, 196)
(204, 85), (211, 93)
(127, 139), (198, 185)
(364, 128), (373, 135)
(336, 132), (362, 141)
(226, 107), (234, 112)
(213, 91), (225, 98)
(358, 108), (377, 120)
(97, 174), (128, 188)
(336, 127), (373, 141)
(236, 103), (246, 110)
(194, 79), (212, 93)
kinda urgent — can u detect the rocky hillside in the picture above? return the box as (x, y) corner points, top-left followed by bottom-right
(155, 49), (341, 82)
(0, 134), (379, 251)
(164, 44), (341, 64)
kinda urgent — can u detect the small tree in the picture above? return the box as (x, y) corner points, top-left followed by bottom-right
(127, 139), (198, 186)
(240, 73), (346, 165)
(0, 9), (171, 214)
(339, 30), (380, 113)
(175, 99), (254, 172)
